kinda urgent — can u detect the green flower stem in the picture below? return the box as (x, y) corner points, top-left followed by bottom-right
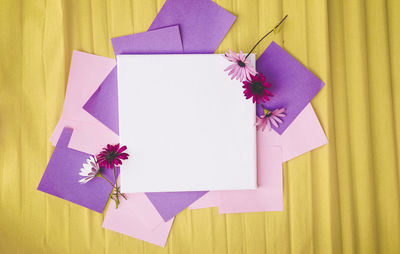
(245, 14), (288, 60)
(98, 174), (114, 187)
(116, 186), (127, 200)
(110, 165), (127, 208)
(99, 173), (126, 209)
(121, 192), (127, 200)
(113, 165), (118, 188)
(112, 165), (122, 199)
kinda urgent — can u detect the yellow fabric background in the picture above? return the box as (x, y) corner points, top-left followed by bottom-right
(1, 0), (399, 253)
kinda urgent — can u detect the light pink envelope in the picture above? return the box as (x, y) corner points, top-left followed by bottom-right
(218, 146), (283, 213)
(120, 192), (166, 230)
(189, 104), (327, 211)
(103, 196), (174, 247)
(190, 146), (283, 213)
(50, 51), (118, 155)
(259, 103), (327, 162)
(112, 177), (166, 230)
(188, 191), (221, 209)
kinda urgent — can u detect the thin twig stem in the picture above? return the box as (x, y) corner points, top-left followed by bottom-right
(112, 165), (126, 206)
(245, 14), (288, 60)
(261, 104), (267, 111)
(113, 165), (118, 188)
(99, 174), (115, 187)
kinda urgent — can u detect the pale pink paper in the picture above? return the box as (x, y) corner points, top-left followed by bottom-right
(103, 196), (174, 247)
(189, 104), (327, 211)
(189, 190), (221, 209)
(259, 103), (327, 162)
(113, 177), (165, 230)
(69, 121), (119, 155)
(50, 51), (118, 155)
(218, 146), (283, 213)
(121, 193), (166, 230)
(190, 146), (283, 213)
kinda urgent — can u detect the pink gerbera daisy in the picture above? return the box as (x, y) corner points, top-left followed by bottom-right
(242, 73), (273, 103)
(256, 106), (286, 131)
(224, 49), (257, 81)
(97, 144), (129, 168)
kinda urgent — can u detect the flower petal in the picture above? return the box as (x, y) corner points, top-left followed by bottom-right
(248, 66), (257, 76)
(274, 117), (283, 124)
(260, 74), (266, 83)
(244, 68), (251, 81)
(239, 51), (245, 61)
(238, 68), (245, 81)
(270, 117), (279, 128)
(118, 153), (129, 159)
(117, 145), (127, 153)
(79, 171), (89, 176)
(79, 178), (89, 184)
(228, 65), (238, 76)
(83, 163), (91, 171)
(231, 66), (240, 80)
(277, 108), (286, 114)
(266, 119), (272, 130)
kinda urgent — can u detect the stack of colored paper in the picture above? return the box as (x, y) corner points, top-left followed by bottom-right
(37, 0), (327, 247)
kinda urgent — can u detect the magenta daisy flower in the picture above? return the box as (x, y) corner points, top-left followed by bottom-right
(242, 73), (273, 103)
(256, 107), (286, 131)
(97, 144), (129, 168)
(224, 49), (257, 81)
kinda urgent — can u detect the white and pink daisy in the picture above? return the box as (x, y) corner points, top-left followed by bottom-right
(79, 156), (100, 184)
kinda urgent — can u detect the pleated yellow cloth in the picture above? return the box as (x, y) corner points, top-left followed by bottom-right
(1, 0), (399, 253)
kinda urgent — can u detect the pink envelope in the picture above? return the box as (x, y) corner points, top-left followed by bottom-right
(260, 103), (327, 162)
(49, 51), (118, 155)
(188, 191), (221, 209)
(103, 195), (174, 247)
(119, 192), (166, 230)
(190, 104), (327, 211)
(218, 146), (283, 213)
(190, 146), (283, 213)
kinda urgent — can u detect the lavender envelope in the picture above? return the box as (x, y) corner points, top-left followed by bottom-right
(83, 0), (236, 221)
(149, 0), (236, 53)
(256, 41), (325, 134)
(83, 26), (183, 135)
(38, 128), (115, 213)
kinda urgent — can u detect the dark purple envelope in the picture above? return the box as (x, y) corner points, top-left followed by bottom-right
(83, 26), (183, 135)
(83, 0), (236, 221)
(256, 42), (325, 134)
(38, 128), (116, 213)
(149, 0), (236, 53)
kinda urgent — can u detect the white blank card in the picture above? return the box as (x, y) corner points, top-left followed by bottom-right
(118, 54), (257, 192)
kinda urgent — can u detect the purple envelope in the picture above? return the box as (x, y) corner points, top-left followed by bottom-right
(256, 42), (325, 134)
(149, 0), (236, 53)
(83, 26), (184, 134)
(38, 128), (115, 213)
(83, 0), (236, 221)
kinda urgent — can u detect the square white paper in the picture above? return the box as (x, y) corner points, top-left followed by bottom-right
(118, 54), (257, 192)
